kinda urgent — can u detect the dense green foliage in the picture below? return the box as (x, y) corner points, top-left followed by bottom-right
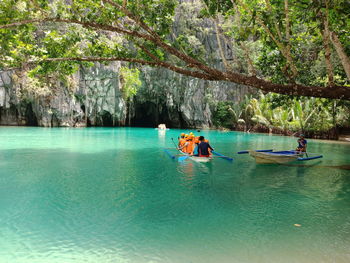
(212, 101), (236, 129)
(0, 0), (349, 99)
(119, 67), (142, 99)
(213, 93), (350, 138)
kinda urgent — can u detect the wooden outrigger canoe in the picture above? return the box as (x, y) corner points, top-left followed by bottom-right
(249, 150), (303, 164)
(245, 150), (323, 164)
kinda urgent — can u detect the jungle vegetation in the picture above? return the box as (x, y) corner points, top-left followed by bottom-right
(0, 0), (349, 100)
(213, 93), (350, 139)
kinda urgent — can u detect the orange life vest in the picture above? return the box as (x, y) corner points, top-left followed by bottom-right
(184, 140), (194, 154)
(194, 136), (200, 144)
(178, 138), (186, 148)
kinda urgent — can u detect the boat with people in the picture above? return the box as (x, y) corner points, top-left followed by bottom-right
(238, 134), (323, 164)
(163, 132), (233, 163)
(237, 149), (323, 164)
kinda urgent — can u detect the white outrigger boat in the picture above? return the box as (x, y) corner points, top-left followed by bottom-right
(164, 138), (233, 163)
(238, 149), (323, 164)
(179, 151), (212, 163)
(164, 148), (233, 163)
(163, 148), (211, 162)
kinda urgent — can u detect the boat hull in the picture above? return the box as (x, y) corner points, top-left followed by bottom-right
(189, 156), (212, 163)
(179, 151), (212, 163)
(249, 150), (303, 164)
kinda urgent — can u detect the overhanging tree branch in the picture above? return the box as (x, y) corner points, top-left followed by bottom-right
(102, 0), (228, 77)
(0, 18), (154, 42)
(16, 57), (218, 81)
(1, 15), (226, 78)
(1, 2), (349, 101)
(234, 0), (298, 79)
(8, 56), (348, 100)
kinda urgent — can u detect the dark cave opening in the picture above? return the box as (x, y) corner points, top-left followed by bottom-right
(25, 103), (38, 126)
(131, 102), (160, 127)
(100, 110), (114, 127)
(131, 102), (185, 128)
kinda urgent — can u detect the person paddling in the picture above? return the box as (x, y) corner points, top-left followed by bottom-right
(296, 134), (307, 152)
(178, 133), (186, 148)
(197, 136), (214, 157)
(178, 134), (194, 155)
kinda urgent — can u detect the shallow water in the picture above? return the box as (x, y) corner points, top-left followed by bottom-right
(0, 127), (349, 263)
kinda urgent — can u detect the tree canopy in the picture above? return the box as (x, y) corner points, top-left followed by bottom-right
(0, 0), (349, 99)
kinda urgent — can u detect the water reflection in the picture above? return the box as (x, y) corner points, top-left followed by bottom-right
(157, 129), (166, 143)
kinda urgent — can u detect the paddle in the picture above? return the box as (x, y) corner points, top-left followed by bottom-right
(163, 149), (176, 159)
(178, 155), (190, 162)
(171, 138), (178, 149)
(211, 151), (233, 161)
(237, 149), (273, 154)
(172, 137), (191, 162)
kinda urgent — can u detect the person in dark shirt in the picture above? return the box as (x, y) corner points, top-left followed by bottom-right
(296, 134), (307, 152)
(197, 136), (214, 157)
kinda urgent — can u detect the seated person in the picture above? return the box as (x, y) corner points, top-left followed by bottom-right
(296, 134), (307, 152)
(197, 136), (214, 157)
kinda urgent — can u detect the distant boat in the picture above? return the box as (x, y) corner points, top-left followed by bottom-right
(156, 124), (168, 130)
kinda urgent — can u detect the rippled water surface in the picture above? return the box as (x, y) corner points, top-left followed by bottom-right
(0, 127), (350, 263)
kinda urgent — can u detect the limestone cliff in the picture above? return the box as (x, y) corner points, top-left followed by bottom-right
(0, 0), (256, 128)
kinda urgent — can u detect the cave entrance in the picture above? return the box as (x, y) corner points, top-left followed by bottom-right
(25, 103), (38, 126)
(96, 110), (114, 127)
(132, 102), (178, 128)
(131, 102), (159, 127)
(131, 102), (186, 128)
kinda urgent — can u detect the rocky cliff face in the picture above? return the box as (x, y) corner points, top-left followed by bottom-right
(134, 68), (254, 128)
(0, 66), (254, 128)
(0, 63), (126, 127)
(0, 0), (256, 128)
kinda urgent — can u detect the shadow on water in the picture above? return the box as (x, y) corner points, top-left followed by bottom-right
(281, 161), (350, 170)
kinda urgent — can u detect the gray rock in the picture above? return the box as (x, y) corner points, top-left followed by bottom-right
(0, 0), (256, 128)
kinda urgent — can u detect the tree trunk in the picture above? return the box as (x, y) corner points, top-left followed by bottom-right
(322, 15), (334, 84)
(240, 42), (257, 76)
(213, 16), (231, 71)
(330, 31), (350, 81)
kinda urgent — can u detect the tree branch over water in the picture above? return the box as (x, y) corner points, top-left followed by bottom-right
(0, 0), (349, 100)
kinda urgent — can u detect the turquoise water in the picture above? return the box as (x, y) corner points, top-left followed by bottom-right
(0, 127), (349, 263)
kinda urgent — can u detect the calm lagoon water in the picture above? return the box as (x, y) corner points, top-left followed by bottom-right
(0, 127), (349, 263)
